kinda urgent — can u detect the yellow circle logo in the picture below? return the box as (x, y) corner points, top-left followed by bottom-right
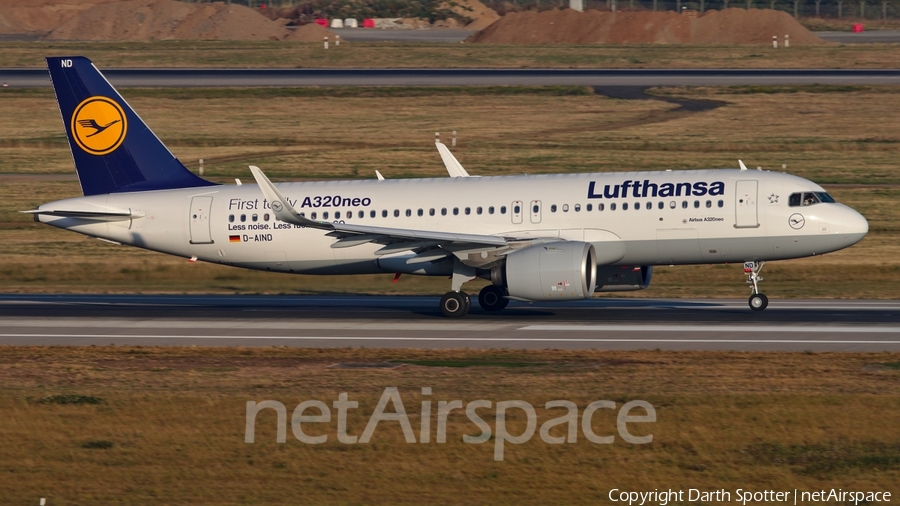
(71, 96), (127, 156)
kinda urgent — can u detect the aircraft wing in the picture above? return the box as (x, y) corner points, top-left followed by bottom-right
(249, 166), (507, 257)
(435, 142), (473, 178)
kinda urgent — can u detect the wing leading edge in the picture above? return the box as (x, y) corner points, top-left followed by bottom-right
(248, 166), (508, 263)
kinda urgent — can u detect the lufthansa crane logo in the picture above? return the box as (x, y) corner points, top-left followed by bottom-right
(71, 96), (127, 155)
(789, 213), (805, 230)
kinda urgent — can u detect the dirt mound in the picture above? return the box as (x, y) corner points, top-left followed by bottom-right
(0, 0), (115, 35)
(467, 7), (825, 44)
(443, 0), (500, 30)
(283, 22), (335, 42)
(44, 0), (289, 41)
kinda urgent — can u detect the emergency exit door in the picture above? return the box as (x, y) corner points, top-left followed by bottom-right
(189, 196), (214, 244)
(511, 200), (523, 224)
(734, 180), (759, 228)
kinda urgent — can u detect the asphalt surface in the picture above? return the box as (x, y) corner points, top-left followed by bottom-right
(4, 68), (900, 88)
(817, 30), (900, 43)
(330, 27), (475, 42)
(1, 295), (898, 352)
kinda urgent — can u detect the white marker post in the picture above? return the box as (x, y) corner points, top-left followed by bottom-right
(324, 36), (329, 49)
(784, 34), (789, 48)
(199, 158), (204, 176)
(336, 35), (340, 47)
(452, 130), (457, 147)
(772, 35), (778, 49)
(435, 132), (440, 143)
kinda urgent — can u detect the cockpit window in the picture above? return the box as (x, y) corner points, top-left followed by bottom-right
(789, 192), (836, 207)
(816, 192), (835, 203)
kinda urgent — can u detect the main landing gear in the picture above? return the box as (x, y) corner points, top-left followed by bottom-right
(744, 261), (768, 311)
(441, 259), (476, 318)
(440, 259), (509, 317)
(478, 285), (510, 312)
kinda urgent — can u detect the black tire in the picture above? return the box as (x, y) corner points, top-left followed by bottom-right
(478, 285), (509, 312)
(749, 293), (768, 311)
(440, 291), (470, 318)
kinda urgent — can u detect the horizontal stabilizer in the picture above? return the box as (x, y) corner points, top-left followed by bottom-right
(22, 208), (142, 221)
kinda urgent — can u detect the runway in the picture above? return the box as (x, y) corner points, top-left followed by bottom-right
(4, 68), (900, 88)
(1, 295), (898, 352)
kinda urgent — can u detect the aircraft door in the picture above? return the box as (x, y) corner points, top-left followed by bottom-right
(735, 180), (759, 228)
(511, 200), (523, 224)
(530, 200), (542, 224)
(189, 196), (214, 244)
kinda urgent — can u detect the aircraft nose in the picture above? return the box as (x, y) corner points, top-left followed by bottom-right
(844, 206), (869, 235)
(838, 205), (868, 247)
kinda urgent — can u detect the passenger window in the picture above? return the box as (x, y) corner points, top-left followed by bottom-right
(453, 208), (459, 216)
(240, 214), (247, 222)
(598, 203), (604, 211)
(789, 193), (801, 207)
(334, 211), (340, 219)
(562, 204), (569, 212)
(417, 209), (423, 217)
(634, 202), (639, 211)
(405, 209), (411, 217)
(359, 211), (364, 219)
(657, 202), (664, 210)
(646, 202), (652, 210)
(465, 207), (471, 215)
(513, 205), (520, 214)
(533, 204), (539, 213)
(228, 214), (234, 223)
(441, 208), (447, 216)
(323, 211), (329, 219)
(623, 203), (629, 211)
(477, 207), (483, 215)
(311, 212), (317, 220)
(717, 200), (724, 208)
(611, 203), (617, 211)
(574, 204), (581, 212)
(706, 200), (712, 208)
(429, 208), (435, 216)
(264, 213), (270, 221)
(670, 201), (676, 209)
(252, 214), (258, 222)
(682, 201), (688, 209)
(586, 203), (593, 211)
(551, 204), (557, 212)
(489, 206), (495, 214)
(501, 206), (507, 214)
(394, 210), (400, 217)
(382, 210), (388, 218)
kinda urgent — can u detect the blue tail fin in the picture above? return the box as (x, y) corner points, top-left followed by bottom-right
(46, 56), (217, 196)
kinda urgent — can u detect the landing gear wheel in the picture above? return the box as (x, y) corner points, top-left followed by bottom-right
(478, 285), (509, 312)
(440, 291), (471, 318)
(749, 293), (768, 311)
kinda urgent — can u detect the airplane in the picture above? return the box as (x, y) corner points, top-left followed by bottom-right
(28, 56), (869, 317)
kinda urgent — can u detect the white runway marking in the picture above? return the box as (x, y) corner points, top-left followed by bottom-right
(521, 325), (900, 333)
(2, 334), (899, 344)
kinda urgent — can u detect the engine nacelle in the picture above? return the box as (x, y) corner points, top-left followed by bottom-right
(503, 241), (597, 301)
(595, 265), (653, 292)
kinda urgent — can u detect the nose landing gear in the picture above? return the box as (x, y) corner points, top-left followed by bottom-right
(744, 261), (768, 311)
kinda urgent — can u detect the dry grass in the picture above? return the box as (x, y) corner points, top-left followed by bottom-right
(1, 85), (898, 297)
(4, 40), (900, 69)
(1, 346), (898, 504)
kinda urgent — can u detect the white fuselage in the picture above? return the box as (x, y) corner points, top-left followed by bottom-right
(37, 169), (869, 278)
